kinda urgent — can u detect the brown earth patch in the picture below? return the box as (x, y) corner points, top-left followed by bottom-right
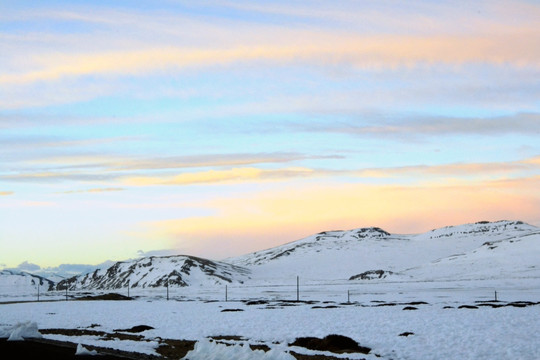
(155, 339), (195, 359)
(290, 334), (370, 355)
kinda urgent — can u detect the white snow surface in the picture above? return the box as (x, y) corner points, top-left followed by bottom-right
(0, 321), (42, 341)
(75, 343), (98, 356)
(1, 298), (540, 359)
(184, 338), (296, 360)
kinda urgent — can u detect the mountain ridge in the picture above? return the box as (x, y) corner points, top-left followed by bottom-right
(227, 219), (539, 282)
(56, 254), (251, 291)
(2, 220), (538, 292)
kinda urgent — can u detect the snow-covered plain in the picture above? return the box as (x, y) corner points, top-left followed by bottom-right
(1, 293), (540, 360)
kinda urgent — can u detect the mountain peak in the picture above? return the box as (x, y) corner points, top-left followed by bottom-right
(427, 220), (536, 239)
(350, 227), (391, 238)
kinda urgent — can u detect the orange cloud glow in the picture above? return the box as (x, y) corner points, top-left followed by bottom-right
(140, 176), (540, 259)
(2, 32), (539, 86)
(121, 167), (315, 186)
(59, 187), (124, 194)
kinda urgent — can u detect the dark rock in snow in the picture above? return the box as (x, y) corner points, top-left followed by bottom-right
(399, 332), (415, 337)
(245, 300), (269, 305)
(290, 334), (371, 354)
(113, 325), (154, 333)
(76, 293), (132, 301)
(349, 270), (394, 280)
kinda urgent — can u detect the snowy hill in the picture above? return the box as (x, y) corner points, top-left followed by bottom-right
(57, 255), (251, 290)
(0, 270), (55, 293)
(8, 220), (538, 293)
(404, 224), (540, 281)
(228, 220), (540, 283)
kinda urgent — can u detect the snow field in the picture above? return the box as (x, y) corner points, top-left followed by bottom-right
(1, 298), (540, 359)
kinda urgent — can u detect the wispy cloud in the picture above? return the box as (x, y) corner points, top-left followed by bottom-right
(211, 0), (540, 35)
(121, 167), (315, 186)
(7, 260), (41, 272)
(1, 1), (538, 112)
(355, 155), (540, 178)
(59, 187), (124, 194)
(0, 135), (140, 152)
(122, 155), (540, 186)
(136, 249), (182, 258)
(300, 113), (540, 138)
(2, 34), (538, 87)
(108, 153), (341, 171)
(0, 191), (14, 196)
(0, 152), (337, 183)
(35, 152), (329, 169)
(0, 171), (113, 183)
(4, 153), (539, 186)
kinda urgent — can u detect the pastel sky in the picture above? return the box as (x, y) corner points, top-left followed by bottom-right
(1, 0), (540, 269)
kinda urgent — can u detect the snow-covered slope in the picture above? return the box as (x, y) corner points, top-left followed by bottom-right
(404, 226), (540, 281)
(0, 270), (55, 293)
(57, 255), (251, 290)
(228, 220), (540, 282)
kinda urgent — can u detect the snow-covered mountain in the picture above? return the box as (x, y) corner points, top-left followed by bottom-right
(57, 255), (251, 290)
(4, 220), (538, 294)
(0, 270), (55, 293)
(404, 221), (540, 281)
(228, 220), (540, 282)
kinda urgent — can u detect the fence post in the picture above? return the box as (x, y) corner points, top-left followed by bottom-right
(347, 290), (350, 304)
(65, 285), (68, 301)
(296, 276), (299, 302)
(166, 278), (169, 301)
(495, 290), (498, 301)
(37, 282), (40, 302)
(225, 285), (228, 302)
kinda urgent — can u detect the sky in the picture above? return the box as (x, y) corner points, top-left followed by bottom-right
(1, 0), (540, 270)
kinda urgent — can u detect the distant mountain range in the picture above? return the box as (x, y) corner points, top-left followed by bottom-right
(1, 220), (539, 293)
(0, 270), (55, 292)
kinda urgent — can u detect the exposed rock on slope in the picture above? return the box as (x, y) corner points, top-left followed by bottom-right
(349, 270), (395, 280)
(57, 255), (251, 290)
